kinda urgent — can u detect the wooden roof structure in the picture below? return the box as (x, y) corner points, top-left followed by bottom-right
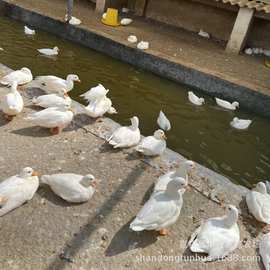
(218, 0), (270, 13)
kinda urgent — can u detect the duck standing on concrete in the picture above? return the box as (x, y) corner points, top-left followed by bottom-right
(188, 205), (240, 261)
(157, 110), (171, 131)
(1, 81), (24, 121)
(246, 182), (270, 228)
(24, 26), (35, 35)
(130, 178), (187, 235)
(154, 160), (195, 193)
(41, 173), (97, 203)
(80, 84), (109, 103)
(230, 117), (252, 130)
(188, 91), (205, 106)
(34, 74), (80, 93)
(25, 104), (74, 135)
(259, 233), (270, 270)
(38, 46), (59, 56)
(0, 167), (39, 217)
(0, 67), (33, 85)
(107, 116), (141, 148)
(215, 97), (239, 110)
(32, 89), (72, 108)
(136, 129), (167, 156)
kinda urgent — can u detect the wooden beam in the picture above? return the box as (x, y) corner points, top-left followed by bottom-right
(95, 0), (106, 13)
(226, 7), (255, 54)
(134, 0), (148, 16)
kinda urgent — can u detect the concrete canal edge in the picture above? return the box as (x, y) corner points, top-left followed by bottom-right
(0, 0), (270, 119)
(0, 61), (248, 208)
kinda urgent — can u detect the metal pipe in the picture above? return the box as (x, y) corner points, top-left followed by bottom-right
(67, 0), (74, 21)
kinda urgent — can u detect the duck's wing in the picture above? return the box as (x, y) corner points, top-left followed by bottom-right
(130, 194), (176, 230)
(157, 111), (171, 131)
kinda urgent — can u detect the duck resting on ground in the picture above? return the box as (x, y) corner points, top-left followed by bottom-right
(41, 173), (97, 203)
(246, 182), (270, 231)
(107, 116), (141, 148)
(0, 167), (39, 217)
(0, 67), (33, 86)
(32, 89), (72, 108)
(188, 205), (240, 261)
(136, 129), (167, 156)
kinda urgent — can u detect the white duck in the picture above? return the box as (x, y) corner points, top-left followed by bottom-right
(34, 74), (80, 93)
(84, 96), (117, 118)
(0, 67), (33, 85)
(41, 173), (97, 203)
(260, 233), (270, 270)
(1, 81), (24, 120)
(130, 178), (187, 235)
(188, 91), (205, 106)
(80, 84), (109, 103)
(157, 110), (171, 131)
(24, 25), (35, 35)
(136, 129), (167, 156)
(0, 167), (39, 217)
(246, 182), (270, 225)
(215, 97), (239, 110)
(230, 117), (252, 130)
(32, 89), (72, 108)
(38, 46), (59, 56)
(137, 41), (149, 50)
(154, 160), (195, 193)
(127, 35), (137, 43)
(107, 116), (141, 148)
(188, 205), (240, 261)
(25, 104), (74, 135)
(121, 18), (133, 26)
(64, 14), (82, 25)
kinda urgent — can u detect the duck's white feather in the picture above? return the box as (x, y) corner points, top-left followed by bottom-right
(188, 206), (240, 261)
(157, 110), (171, 131)
(84, 96), (116, 118)
(25, 106), (74, 128)
(260, 233), (270, 270)
(24, 26), (35, 35)
(0, 67), (33, 85)
(1, 82), (24, 116)
(41, 173), (96, 203)
(32, 94), (71, 108)
(0, 168), (39, 217)
(80, 84), (108, 103)
(188, 91), (204, 106)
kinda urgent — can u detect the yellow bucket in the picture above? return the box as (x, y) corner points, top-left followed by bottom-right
(265, 60), (270, 69)
(102, 8), (120, 27)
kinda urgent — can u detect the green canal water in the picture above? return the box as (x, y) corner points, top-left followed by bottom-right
(0, 16), (270, 187)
